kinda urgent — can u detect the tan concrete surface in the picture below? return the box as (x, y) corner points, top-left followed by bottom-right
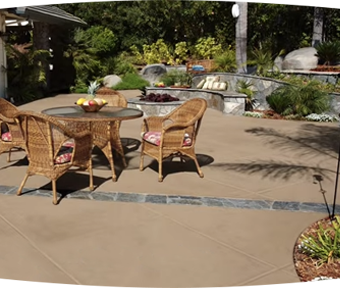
(0, 90), (339, 286)
(0, 194), (323, 286)
(1, 90), (338, 205)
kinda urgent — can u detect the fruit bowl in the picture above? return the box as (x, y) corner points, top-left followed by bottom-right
(79, 102), (107, 112)
(75, 97), (108, 112)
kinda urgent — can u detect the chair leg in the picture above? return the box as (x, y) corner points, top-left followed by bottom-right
(139, 143), (145, 171)
(17, 173), (29, 196)
(7, 148), (12, 162)
(52, 180), (58, 205)
(158, 160), (163, 182)
(101, 145), (117, 182)
(89, 162), (94, 191)
(193, 156), (204, 178)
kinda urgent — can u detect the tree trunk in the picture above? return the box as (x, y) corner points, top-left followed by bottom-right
(236, 2), (248, 74)
(312, 7), (323, 47)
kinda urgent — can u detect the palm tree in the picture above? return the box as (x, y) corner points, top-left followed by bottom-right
(312, 7), (324, 47)
(235, 2), (248, 74)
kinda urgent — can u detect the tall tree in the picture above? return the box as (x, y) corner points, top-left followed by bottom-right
(312, 7), (324, 47)
(236, 2), (248, 73)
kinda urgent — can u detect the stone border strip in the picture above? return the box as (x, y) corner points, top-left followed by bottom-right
(0, 185), (339, 214)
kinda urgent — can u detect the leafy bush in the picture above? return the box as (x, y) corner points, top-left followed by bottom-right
(143, 39), (174, 65)
(267, 81), (331, 117)
(194, 37), (223, 60)
(213, 47), (237, 72)
(112, 73), (150, 90)
(174, 42), (189, 64)
(6, 43), (51, 104)
(294, 81), (331, 116)
(111, 55), (137, 77)
(298, 216), (340, 267)
(315, 41), (340, 65)
(266, 86), (294, 115)
(159, 70), (192, 86)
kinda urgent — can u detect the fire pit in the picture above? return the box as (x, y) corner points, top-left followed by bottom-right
(127, 93), (184, 117)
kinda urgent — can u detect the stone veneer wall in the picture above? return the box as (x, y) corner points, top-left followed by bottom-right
(191, 72), (340, 115)
(145, 88), (247, 115)
(127, 98), (184, 117)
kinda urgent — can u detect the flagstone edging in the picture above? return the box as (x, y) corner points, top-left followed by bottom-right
(0, 185), (339, 214)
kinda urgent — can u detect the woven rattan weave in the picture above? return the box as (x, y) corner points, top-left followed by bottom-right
(140, 98), (207, 182)
(0, 98), (26, 162)
(93, 88), (129, 181)
(15, 111), (94, 205)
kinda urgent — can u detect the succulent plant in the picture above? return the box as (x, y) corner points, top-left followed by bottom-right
(86, 81), (100, 99)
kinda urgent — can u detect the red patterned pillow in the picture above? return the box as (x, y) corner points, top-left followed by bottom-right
(142, 131), (192, 147)
(1, 132), (12, 142)
(55, 152), (73, 164)
(54, 140), (75, 164)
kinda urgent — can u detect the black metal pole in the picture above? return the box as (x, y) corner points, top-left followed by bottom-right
(331, 115), (340, 219)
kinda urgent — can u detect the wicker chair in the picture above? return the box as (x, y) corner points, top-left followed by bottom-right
(0, 98), (26, 162)
(140, 98), (208, 182)
(92, 87), (128, 181)
(15, 111), (94, 205)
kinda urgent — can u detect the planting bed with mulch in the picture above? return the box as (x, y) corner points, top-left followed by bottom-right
(310, 66), (340, 72)
(293, 216), (340, 282)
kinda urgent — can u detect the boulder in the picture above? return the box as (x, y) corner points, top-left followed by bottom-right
(282, 47), (318, 71)
(140, 64), (167, 86)
(103, 75), (122, 88)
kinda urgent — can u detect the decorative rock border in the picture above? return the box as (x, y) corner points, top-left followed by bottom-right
(190, 72), (340, 115)
(1, 185), (339, 214)
(127, 97), (185, 117)
(143, 87), (247, 116)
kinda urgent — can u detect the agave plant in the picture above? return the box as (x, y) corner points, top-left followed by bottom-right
(236, 80), (258, 111)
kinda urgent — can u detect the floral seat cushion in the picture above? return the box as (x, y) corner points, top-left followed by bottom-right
(142, 131), (192, 146)
(1, 132), (12, 142)
(54, 139), (75, 164)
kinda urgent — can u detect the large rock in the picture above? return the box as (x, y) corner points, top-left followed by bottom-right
(140, 64), (167, 86)
(282, 47), (318, 71)
(103, 75), (122, 88)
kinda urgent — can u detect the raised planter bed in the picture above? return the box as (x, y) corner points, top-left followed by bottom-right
(127, 97), (184, 117)
(141, 87), (247, 116)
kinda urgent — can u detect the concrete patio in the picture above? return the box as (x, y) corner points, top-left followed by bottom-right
(0, 90), (339, 286)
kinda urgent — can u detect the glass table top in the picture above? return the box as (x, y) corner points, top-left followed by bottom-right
(41, 106), (143, 121)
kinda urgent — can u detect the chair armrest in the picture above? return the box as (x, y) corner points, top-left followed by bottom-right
(0, 114), (16, 124)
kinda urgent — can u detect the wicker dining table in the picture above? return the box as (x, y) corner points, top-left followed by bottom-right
(41, 106), (143, 181)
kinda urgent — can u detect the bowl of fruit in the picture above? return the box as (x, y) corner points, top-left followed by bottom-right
(76, 97), (107, 112)
(75, 81), (108, 112)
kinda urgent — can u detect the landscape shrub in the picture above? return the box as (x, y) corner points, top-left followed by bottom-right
(112, 73), (150, 90)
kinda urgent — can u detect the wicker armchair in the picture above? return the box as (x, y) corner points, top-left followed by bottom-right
(15, 111), (94, 205)
(92, 88), (128, 181)
(140, 98), (207, 182)
(0, 98), (25, 162)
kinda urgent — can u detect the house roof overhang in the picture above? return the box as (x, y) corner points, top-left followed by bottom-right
(4, 5), (87, 27)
